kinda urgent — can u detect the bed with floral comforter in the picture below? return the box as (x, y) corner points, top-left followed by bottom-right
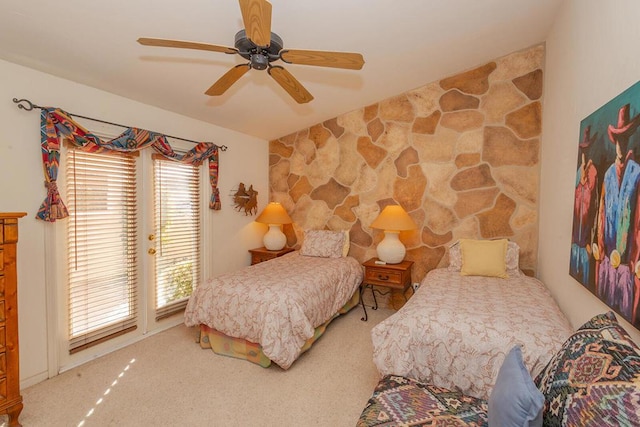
(184, 251), (363, 369)
(371, 268), (573, 399)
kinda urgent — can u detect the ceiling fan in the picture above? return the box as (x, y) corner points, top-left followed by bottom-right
(137, 0), (365, 104)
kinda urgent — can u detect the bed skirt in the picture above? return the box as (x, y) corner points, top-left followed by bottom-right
(196, 290), (360, 368)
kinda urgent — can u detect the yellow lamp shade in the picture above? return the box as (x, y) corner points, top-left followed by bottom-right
(370, 205), (417, 231)
(255, 202), (292, 251)
(255, 202), (292, 225)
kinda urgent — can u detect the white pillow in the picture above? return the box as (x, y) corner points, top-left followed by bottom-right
(505, 242), (520, 271)
(342, 230), (350, 257)
(300, 230), (346, 258)
(449, 240), (520, 272)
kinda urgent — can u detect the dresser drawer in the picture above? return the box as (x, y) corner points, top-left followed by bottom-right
(0, 377), (7, 402)
(0, 275), (4, 298)
(1, 220), (18, 244)
(0, 249), (3, 272)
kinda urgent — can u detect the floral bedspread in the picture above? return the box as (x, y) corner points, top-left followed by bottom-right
(184, 252), (363, 369)
(371, 268), (573, 399)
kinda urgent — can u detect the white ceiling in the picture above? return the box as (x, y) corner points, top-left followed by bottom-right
(0, 0), (562, 141)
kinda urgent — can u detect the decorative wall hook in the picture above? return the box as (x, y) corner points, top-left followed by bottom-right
(13, 98), (40, 111)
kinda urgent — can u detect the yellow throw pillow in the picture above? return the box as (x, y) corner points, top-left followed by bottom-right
(460, 238), (508, 278)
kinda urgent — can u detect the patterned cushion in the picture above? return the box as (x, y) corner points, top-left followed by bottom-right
(356, 375), (488, 427)
(534, 311), (640, 426)
(299, 230), (345, 258)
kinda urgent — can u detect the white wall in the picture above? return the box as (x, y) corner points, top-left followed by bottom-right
(539, 0), (640, 343)
(0, 59), (268, 387)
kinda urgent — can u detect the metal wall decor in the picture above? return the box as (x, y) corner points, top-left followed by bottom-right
(231, 183), (258, 215)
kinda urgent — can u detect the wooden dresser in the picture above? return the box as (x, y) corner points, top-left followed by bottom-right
(0, 213), (25, 427)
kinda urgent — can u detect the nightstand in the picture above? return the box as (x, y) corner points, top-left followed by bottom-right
(360, 258), (414, 321)
(248, 246), (295, 265)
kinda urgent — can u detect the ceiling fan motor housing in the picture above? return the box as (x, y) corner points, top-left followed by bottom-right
(234, 30), (283, 70)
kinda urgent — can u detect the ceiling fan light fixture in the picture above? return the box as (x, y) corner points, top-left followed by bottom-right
(250, 53), (269, 70)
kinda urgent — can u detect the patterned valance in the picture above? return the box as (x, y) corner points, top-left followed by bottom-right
(37, 107), (221, 222)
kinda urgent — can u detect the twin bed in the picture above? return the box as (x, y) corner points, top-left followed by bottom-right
(184, 230), (362, 369)
(371, 239), (573, 399)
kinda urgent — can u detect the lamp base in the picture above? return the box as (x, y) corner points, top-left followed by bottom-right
(376, 230), (406, 264)
(263, 224), (286, 251)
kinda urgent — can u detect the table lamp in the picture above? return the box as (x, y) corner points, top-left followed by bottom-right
(370, 205), (417, 264)
(255, 202), (293, 250)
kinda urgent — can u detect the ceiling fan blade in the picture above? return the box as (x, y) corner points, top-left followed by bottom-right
(137, 38), (237, 54)
(280, 49), (365, 70)
(238, 0), (272, 47)
(268, 66), (314, 104)
(205, 64), (251, 96)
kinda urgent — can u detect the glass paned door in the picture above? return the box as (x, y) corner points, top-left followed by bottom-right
(152, 156), (201, 320)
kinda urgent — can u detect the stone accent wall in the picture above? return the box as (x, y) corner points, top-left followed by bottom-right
(269, 45), (543, 283)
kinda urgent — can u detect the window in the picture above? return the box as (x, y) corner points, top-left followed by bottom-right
(60, 139), (204, 364)
(152, 156), (201, 320)
(66, 148), (138, 353)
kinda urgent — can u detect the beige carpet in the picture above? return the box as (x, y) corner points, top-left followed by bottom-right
(19, 306), (394, 427)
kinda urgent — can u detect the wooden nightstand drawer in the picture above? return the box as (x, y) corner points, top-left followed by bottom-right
(252, 254), (273, 264)
(248, 247), (294, 265)
(365, 268), (403, 287)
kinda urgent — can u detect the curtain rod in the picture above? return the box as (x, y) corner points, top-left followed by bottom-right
(12, 98), (228, 151)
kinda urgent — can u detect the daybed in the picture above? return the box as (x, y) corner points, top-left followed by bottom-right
(184, 230), (363, 369)
(358, 311), (640, 426)
(371, 239), (574, 399)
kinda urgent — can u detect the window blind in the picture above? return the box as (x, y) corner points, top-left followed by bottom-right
(66, 148), (138, 353)
(153, 156), (201, 320)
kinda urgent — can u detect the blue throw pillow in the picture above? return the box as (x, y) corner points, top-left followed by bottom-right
(488, 345), (544, 427)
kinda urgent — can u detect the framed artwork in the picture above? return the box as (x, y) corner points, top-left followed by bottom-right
(570, 80), (640, 329)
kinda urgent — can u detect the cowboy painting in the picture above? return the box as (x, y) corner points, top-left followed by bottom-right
(570, 81), (640, 329)
(570, 125), (598, 288)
